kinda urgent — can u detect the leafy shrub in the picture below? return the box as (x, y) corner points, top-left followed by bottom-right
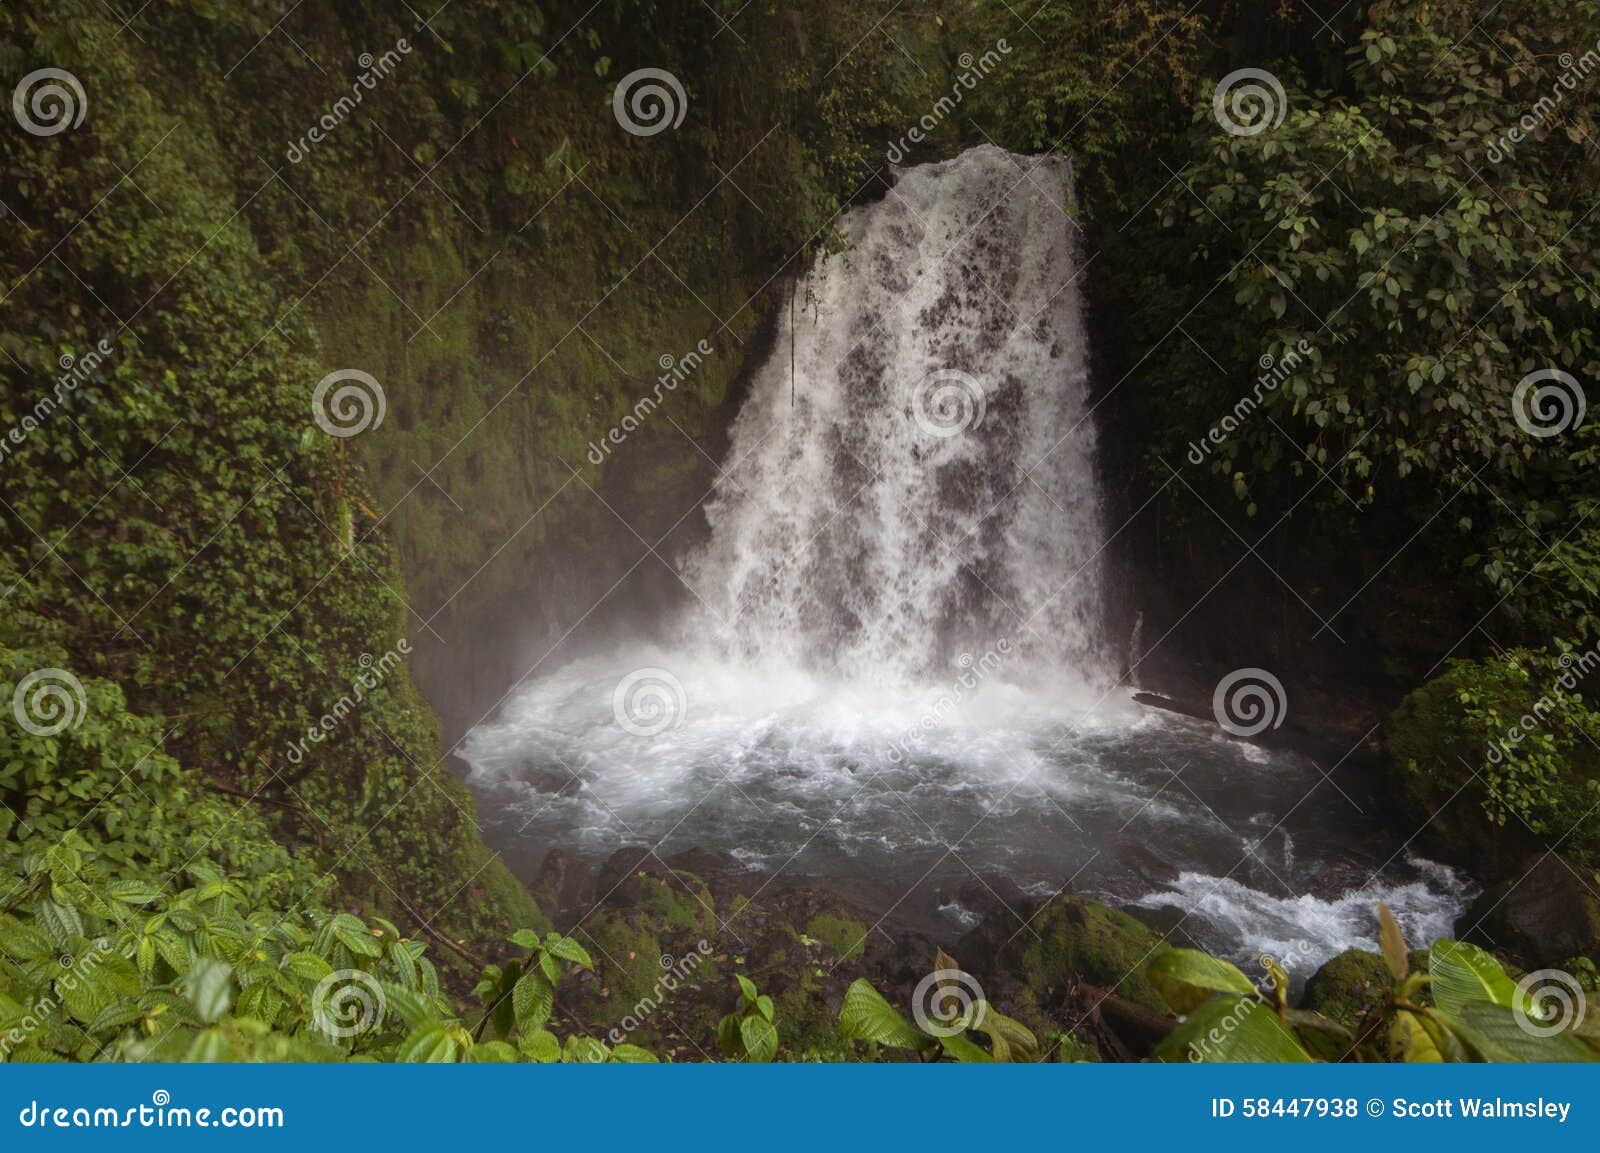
(1154, 906), (1600, 1062)
(1389, 648), (1600, 864)
(0, 839), (651, 1064)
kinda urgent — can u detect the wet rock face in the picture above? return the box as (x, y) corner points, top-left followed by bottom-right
(1457, 853), (1600, 968)
(533, 848), (595, 918)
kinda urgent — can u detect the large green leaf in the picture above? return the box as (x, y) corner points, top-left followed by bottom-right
(545, 936), (593, 970)
(1390, 1009), (1443, 1062)
(511, 972), (554, 1032)
(1284, 1009), (1356, 1062)
(517, 1028), (561, 1063)
(562, 1035), (609, 1064)
(739, 1014), (778, 1062)
(1149, 948), (1258, 1014)
(938, 1032), (994, 1063)
(838, 979), (925, 1049)
(398, 1026), (460, 1063)
(1154, 996), (1313, 1063)
(973, 1004), (1040, 1062)
(609, 1043), (659, 1063)
(183, 956), (233, 1025)
(1429, 939), (1516, 1016)
(1446, 1003), (1600, 1063)
(465, 1040), (518, 1063)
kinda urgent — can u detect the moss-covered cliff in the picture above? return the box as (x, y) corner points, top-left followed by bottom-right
(0, 0), (944, 954)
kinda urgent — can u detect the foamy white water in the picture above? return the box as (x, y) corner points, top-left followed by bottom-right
(682, 143), (1108, 687)
(462, 146), (1472, 969)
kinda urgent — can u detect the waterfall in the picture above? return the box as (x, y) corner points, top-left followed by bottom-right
(684, 144), (1110, 690)
(461, 145), (1473, 965)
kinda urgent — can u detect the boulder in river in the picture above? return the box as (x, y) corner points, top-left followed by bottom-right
(1456, 852), (1600, 968)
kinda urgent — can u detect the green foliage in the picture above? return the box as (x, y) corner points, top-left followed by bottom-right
(1152, 906), (1600, 1062)
(1148, 947), (1258, 1013)
(838, 950), (1041, 1063)
(1389, 647), (1600, 863)
(1117, 0), (1599, 645)
(0, 841), (647, 1063)
(717, 974), (778, 1062)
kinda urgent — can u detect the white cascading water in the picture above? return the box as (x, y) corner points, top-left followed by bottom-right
(683, 144), (1107, 688)
(462, 146), (1472, 969)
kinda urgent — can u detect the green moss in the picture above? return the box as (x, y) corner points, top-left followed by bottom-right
(1021, 895), (1172, 1013)
(634, 873), (715, 936)
(584, 913), (669, 1029)
(1301, 950), (1390, 1033)
(1388, 651), (1600, 870)
(805, 913), (868, 962)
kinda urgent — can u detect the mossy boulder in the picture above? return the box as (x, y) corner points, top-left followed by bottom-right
(1300, 947), (1431, 1043)
(1020, 895), (1172, 1013)
(1387, 653), (1600, 875)
(1301, 950), (1390, 1034)
(805, 913), (868, 963)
